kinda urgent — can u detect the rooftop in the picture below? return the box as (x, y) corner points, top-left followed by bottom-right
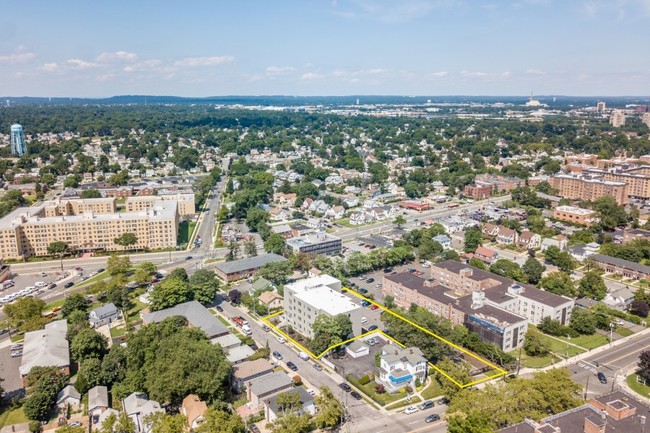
(214, 253), (287, 275)
(20, 319), (70, 376)
(233, 358), (274, 380)
(141, 300), (228, 339)
(286, 232), (341, 248)
(590, 253), (650, 274)
(555, 205), (596, 215)
(248, 371), (293, 396)
(286, 275), (357, 316)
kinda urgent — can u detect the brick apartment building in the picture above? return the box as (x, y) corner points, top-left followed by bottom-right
(553, 205), (597, 226)
(550, 173), (629, 205)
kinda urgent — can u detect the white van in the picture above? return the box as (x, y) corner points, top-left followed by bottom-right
(242, 325), (252, 335)
(298, 351), (310, 361)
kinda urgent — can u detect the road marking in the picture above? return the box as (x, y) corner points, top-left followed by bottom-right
(408, 420), (420, 425)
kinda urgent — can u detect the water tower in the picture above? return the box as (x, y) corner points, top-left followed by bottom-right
(10, 124), (27, 156)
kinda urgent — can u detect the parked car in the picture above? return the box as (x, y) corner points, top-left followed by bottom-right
(359, 288), (368, 294)
(248, 425), (260, 433)
(360, 301), (371, 307)
(419, 400), (434, 410)
(425, 414), (441, 423)
(276, 336), (286, 344)
(437, 397), (449, 405)
(350, 391), (362, 400)
(368, 325), (378, 331)
(307, 389), (316, 396)
(96, 268), (105, 273)
(64, 282), (74, 288)
(272, 351), (283, 360)
(370, 305), (379, 310)
(262, 324), (271, 332)
(313, 363), (323, 371)
(286, 362), (298, 371)
(185, 256), (193, 261)
(216, 305), (223, 312)
(69, 422), (82, 428)
(597, 372), (608, 384)
(366, 278), (375, 283)
(360, 317), (368, 324)
(338, 383), (352, 393)
(404, 406), (419, 415)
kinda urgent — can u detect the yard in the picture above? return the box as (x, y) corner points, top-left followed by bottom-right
(420, 379), (443, 400)
(626, 373), (650, 399)
(554, 333), (609, 351)
(346, 375), (408, 406)
(0, 406), (28, 428)
(178, 220), (197, 247)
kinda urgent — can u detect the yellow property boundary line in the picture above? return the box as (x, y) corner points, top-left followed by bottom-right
(261, 288), (507, 388)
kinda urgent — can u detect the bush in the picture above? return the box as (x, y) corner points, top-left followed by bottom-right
(359, 375), (371, 385)
(375, 384), (385, 394)
(292, 375), (302, 386)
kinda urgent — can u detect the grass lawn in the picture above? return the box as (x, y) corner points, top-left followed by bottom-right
(385, 396), (423, 411)
(178, 221), (196, 246)
(626, 373), (650, 399)
(1, 407), (28, 427)
(109, 326), (126, 338)
(615, 326), (634, 338)
(346, 376), (405, 406)
(555, 333), (609, 350)
(420, 380), (443, 400)
(80, 270), (110, 286)
(514, 350), (558, 369)
(126, 300), (147, 324)
(216, 315), (230, 327)
(45, 297), (67, 310)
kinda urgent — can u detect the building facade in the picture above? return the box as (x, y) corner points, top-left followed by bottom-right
(550, 174), (629, 205)
(126, 193), (196, 216)
(285, 233), (342, 256)
(552, 205), (597, 226)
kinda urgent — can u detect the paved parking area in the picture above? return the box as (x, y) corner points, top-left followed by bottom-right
(0, 345), (25, 398)
(330, 334), (389, 379)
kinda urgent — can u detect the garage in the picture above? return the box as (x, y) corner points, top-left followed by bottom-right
(346, 340), (370, 358)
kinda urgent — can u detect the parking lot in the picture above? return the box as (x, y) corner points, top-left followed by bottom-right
(0, 344), (25, 398)
(345, 262), (432, 304)
(329, 333), (389, 379)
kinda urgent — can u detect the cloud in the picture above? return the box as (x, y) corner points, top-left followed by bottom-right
(500, 71), (513, 77)
(461, 70), (488, 77)
(428, 71), (449, 78)
(300, 72), (323, 81)
(95, 51), (138, 63)
(66, 59), (100, 69)
(40, 63), (59, 72)
(0, 52), (36, 65)
(265, 66), (295, 76)
(173, 56), (234, 67)
(525, 69), (546, 75)
(123, 60), (162, 72)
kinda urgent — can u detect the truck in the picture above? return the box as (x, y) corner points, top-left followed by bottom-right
(233, 316), (248, 328)
(242, 324), (252, 335)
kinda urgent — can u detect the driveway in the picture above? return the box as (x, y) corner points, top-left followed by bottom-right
(329, 334), (388, 379)
(0, 345), (25, 398)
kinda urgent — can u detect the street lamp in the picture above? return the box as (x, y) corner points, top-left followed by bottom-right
(609, 323), (615, 348)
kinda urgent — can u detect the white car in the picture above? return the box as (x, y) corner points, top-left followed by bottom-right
(404, 406), (419, 415)
(307, 389), (316, 396)
(361, 317), (368, 324)
(276, 336), (286, 344)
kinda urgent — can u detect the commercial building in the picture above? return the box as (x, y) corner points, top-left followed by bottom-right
(430, 260), (574, 326)
(398, 199), (429, 211)
(20, 320), (70, 385)
(126, 193), (196, 216)
(0, 200), (179, 259)
(463, 184), (493, 199)
(141, 300), (229, 341)
(500, 390), (650, 433)
(285, 232), (342, 256)
(214, 253), (288, 282)
(284, 275), (363, 339)
(552, 205), (597, 226)
(588, 254), (650, 280)
(550, 174), (629, 205)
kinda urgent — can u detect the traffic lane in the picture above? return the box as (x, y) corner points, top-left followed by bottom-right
(392, 407), (448, 433)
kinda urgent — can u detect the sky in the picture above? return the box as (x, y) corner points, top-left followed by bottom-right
(1, 0), (649, 97)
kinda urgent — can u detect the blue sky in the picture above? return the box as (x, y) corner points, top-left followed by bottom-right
(1, 0), (649, 97)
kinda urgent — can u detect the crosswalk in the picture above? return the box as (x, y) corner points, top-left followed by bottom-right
(577, 360), (600, 374)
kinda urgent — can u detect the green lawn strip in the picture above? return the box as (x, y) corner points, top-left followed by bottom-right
(385, 396), (423, 411)
(554, 333), (609, 350)
(626, 373), (650, 399)
(420, 381), (443, 400)
(346, 376), (404, 406)
(216, 315), (230, 327)
(44, 297), (67, 310)
(126, 299), (147, 324)
(2, 407), (28, 426)
(514, 350), (556, 369)
(178, 221), (192, 246)
(109, 326), (126, 338)
(79, 270), (110, 286)
(615, 326), (634, 338)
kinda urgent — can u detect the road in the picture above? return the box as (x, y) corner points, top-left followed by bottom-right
(564, 330), (650, 398)
(217, 297), (448, 433)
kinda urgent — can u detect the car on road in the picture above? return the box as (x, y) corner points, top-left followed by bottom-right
(425, 414), (441, 423)
(286, 361), (298, 371)
(40, 272), (47, 277)
(262, 324), (271, 332)
(74, 267), (83, 272)
(185, 256), (193, 261)
(313, 363), (323, 371)
(404, 406), (419, 415)
(64, 282), (74, 288)
(419, 400), (434, 410)
(437, 397), (449, 405)
(350, 391), (362, 400)
(597, 372), (608, 384)
(216, 305), (223, 312)
(248, 425), (260, 433)
(339, 383), (352, 393)
(97, 268), (105, 273)
(272, 351), (283, 360)
(276, 336), (286, 344)
(307, 389), (316, 396)
(370, 305), (379, 310)
(11, 351), (22, 358)
(368, 325), (378, 331)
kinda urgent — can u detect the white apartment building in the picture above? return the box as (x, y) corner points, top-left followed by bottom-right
(126, 193), (195, 216)
(284, 275), (362, 339)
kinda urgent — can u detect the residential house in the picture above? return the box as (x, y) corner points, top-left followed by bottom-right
(273, 193), (297, 208)
(482, 223), (500, 238)
(226, 345), (256, 364)
(271, 224), (293, 239)
(89, 303), (120, 328)
(568, 242), (600, 262)
(251, 277), (272, 293)
(589, 254), (650, 280)
(258, 291), (283, 310)
(19, 320), (70, 386)
(349, 211), (371, 225)
(269, 207), (290, 222)
(211, 334), (242, 350)
(517, 231), (542, 250)
(603, 287), (636, 310)
(622, 228), (650, 243)
(325, 205), (345, 220)
(343, 197), (360, 208)
(378, 345), (428, 393)
(181, 394), (208, 430)
(473, 246), (499, 265)
(122, 392), (164, 433)
(141, 300), (229, 341)
(56, 385), (81, 409)
(433, 234), (451, 249)
(264, 388), (316, 423)
(247, 372), (294, 410)
(541, 235), (567, 252)
(88, 386), (109, 418)
(232, 359), (274, 392)
(496, 226), (518, 245)
(214, 254), (288, 282)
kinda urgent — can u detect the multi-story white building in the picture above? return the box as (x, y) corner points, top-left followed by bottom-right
(126, 193), (195, 216)
(284, 275), (362, 339)
(285, 232), (342, 256)
(378, 344), (428, 392)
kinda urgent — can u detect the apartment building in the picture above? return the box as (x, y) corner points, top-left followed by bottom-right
(589, 253), (650, 280)
(586, 166), (650, 200)
(44, 197), (117, 216)
(284, 275), (363, 339)
(550, 173), (629, 205)
(382, 272), (527, 351)
(0, 201), (179, 259)
(463, 184), (493, 199)
(126, 193), (196, 216)
(610, 109), (626, 127)
(552, 205), (597, 226)
(285, 232), (342, 256)
(430, 260), (574, 326)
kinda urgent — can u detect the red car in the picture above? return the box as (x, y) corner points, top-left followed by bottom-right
(371, 305), (379, 310)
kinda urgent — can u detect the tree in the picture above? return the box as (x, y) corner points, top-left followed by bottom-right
(630, 299), (650, 317)
(418, 237), (443, 260)
(55, 425), (85, 433)
(522, 257), (545, 285)
(197, 409), (245, 433)
(639, 350), (650, 381)
(47, 241), (69, 270)
(150, 277), (192, 311)
(313, 386), (344, 430)
(593, 196), (629, 231)
(267, 413), (311, 433)
(226, 240), (240, 261)
(114, 232), (139, 251)
(258, 261), (293, 285)
(447, 410), (495, 433)
(189, 269), (220, 305)
(61, 293), (89, 318)
(435, 358), (472, 400)
(107, 255), (131, 276)
(71, 328), (108, 361)
(540, 272), (576, 297)
(98, 411), (136, 433)
(75, 357), (103, 393)
(228, 289), (242, 304)
(577, 272), (607, 300)
(490, 259), (524, 282)
(393, 215), (407, 229)
(464, 227), (483, 253)
(523, 330), (551, 356)
(384, 295), (396, 309)
(23, 367), (68, 421)
(264, 233), (286, 255)
(143, 413), (186, 433)
(569, 308), (597, 335)
(544, 246), (576, 273)
(4, 297), (46, 332)
(246, 207), (270, 232)
(310, 314), (353, 355)
(469, 257), (487, 270)
(244, 238), (258, 257)
(80, 189), (102, 199)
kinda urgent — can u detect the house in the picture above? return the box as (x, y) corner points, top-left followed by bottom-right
(482, 223), (500, 238)
(264, 388), (316, 423)
(247, 372), (294, 410)
(568, 242), (600, 262)
(232, 359), (274, 392)
(496, 226), (518, 245)
(226, 345), (255, 365)
(211, 334), (242, 350)
(122, 392), (164, 433)
(141, 300), (229, 341)
(346, 340), (370, 358)
(271, 224), (293, 239)
(589, 254), (650, 280)
(450, 232), (465, 251)
(19, 320), (70, 386)
(181, 394), (208, 430)
(258, 291), (283, 310)
(378, 345), (428, 393)
(88, 386), (109, 418)
(517, 231), (541, 249)
(541, 235), (567, 251)
(325, 205), (345, 220)
(251, 277), (272, 292)
(603, 287), (636, 310)
(273, 193), (297, 207)
(473, 246), (499, 265)
(349, 211), (371, 225)
(56, 385), (81, 409)
(433, 234), (451, 249)
(269, 207), (290, 221)
(89, 303), (120, 328)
